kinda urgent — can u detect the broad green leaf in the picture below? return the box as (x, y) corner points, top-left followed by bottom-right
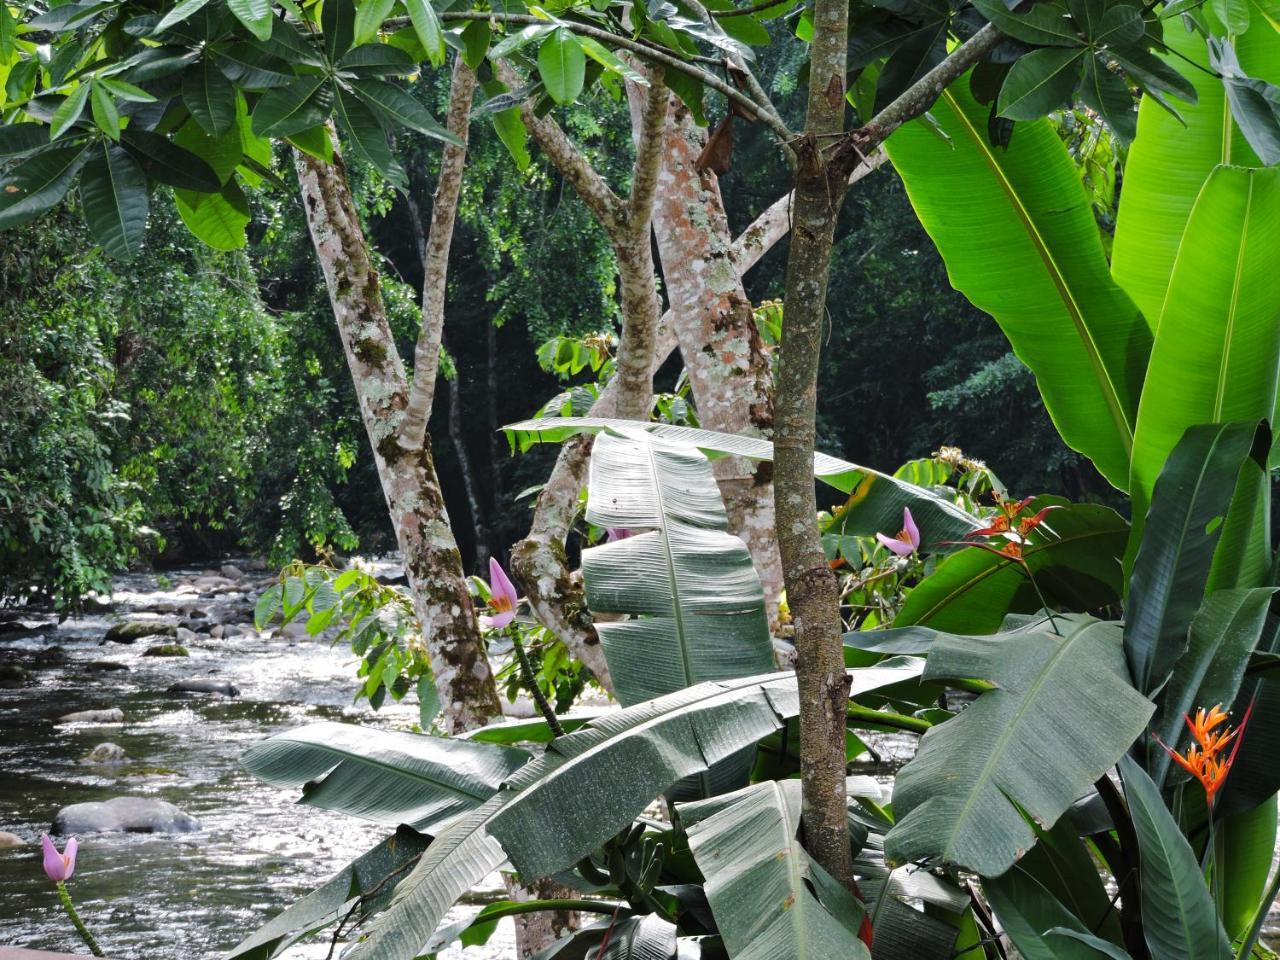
(503, 418), (983, 545)
(89, 81), (121, 140)
(240, 721), (528, 831)
(226, 827), (431, 960)
(997, 47), (1086, 120)
(1111, 25), (1279, 323)
(337, 43), (416, 76)
(1124, 422), (1263, 695)
(1045, 930), (1133, 959)
(0, 142), (90, 229)
(538, 27), (586, 105)
(578, 36), (646, 83)
(121, 127), (222, 191)
(1016, 817), (1124, 945)
(286, 123), (334, 163)
(322, 0), (356, 61)
(460, 19), (491, 69)
(970, 0), (1081, 46)
(678, 780), (871, 960)
(1078, 54), (1136, 141)
(886, 81), (1149, 490)
(228, 0), (274, 41)
(252, 75), (335, 138)
(174, 179), (250, 250)
(79, 142), (149, 259)
(1209, 35), (1280, 167)
(50, 83), (91, 139)
(338, 664), (922, 960)
(893, 501), (1128, 633)
(1128, 166), (1280, 531)
(154, 0), (213, 34)
(214, 44), (296, 88)
(985, 865), (1109, 959)
(0, 124), (50, 158)
(1220, 797), (1278, 940)
(520, 915), (677, 959)
(1118, 756), (1232, 960)
(403, 0), (444, 66)
(1148, 588), (1273, 786)
(174, 116), (242, 185)
(349, 78), (460, 145)
(334, 87), (406, 187)
(353, 0), (396, 44)
(885, 619), (1154, 876)
(183, 58), (237, 137)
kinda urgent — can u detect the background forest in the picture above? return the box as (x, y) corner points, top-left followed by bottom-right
(0, 40), (1090, 611)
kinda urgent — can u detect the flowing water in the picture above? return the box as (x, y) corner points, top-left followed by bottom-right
(0, 565), (513, 959)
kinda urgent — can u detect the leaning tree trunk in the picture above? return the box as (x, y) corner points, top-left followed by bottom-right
(774, 0), (857, 891)
(630, 87), (783, 630)
(294, 146), (501, 735)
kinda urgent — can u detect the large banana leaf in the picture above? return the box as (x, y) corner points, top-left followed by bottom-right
(885, 619), (1153, 876)
(677, 779), (871, 960)
(1127, 166), (1280, 524)
(505, 418), (981, 546)
(239, 721), (529, 831)
(528, 915), (680, 959)
(581, 430), (775, 707)
(342, 662), (924, 960)
(1111, 24), (1280, 323)
(892, 501), (1127, 633)
(1118, 756), (1232, 960)
(985, 865), (1110, 960)
(884, 81), (1149, 490)
(1125, 422), (1265, 695)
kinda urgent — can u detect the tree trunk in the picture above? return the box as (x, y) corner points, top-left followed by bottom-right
(774, 0), (856, 892)
(630, 86), (783, 629)
(294, 146), (501, 735)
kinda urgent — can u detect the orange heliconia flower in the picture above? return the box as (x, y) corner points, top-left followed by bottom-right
(1155, 701), (1253, 808)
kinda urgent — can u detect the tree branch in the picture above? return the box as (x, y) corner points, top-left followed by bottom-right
(400, 55), (477, 452)
(625, 66), (668, 226)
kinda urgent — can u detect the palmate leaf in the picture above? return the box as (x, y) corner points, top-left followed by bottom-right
(885, 79), (1149, 490)
(240, 721), (529, 831)
(677, 779), (871, 960)
(504, 418), (981, 546)
(885, 618), (1153, 876)
(338, 663), (922, 960)
(1119, 756), (1232, 960)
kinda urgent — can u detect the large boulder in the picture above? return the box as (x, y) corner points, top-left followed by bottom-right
(168, 678), (239, 697)
(143, 644), (188, 658)
(104, 620), (176, 644)
(52, 797), (199, 835)
(80, 743), (127, 764)
(57, 708), (124, 725)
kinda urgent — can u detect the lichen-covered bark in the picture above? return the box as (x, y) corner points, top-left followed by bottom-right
(628, 85), (783, 628)
(295, 146), (501, 735)
(400, 56), (477, 452)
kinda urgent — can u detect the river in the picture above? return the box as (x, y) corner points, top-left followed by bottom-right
(0, 564), (513, 959)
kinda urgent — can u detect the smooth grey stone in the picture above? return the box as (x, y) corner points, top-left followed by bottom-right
(168, 678), (239, 697)
(52, 797), (199, 835)
(57, 708), (125, 725)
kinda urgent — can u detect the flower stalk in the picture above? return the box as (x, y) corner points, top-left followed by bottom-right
(56, 881), (105, 957)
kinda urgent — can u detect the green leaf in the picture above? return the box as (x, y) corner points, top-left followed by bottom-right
(1078, 55), (1136, 141)
(578, 35), (647, 84)
(971, 0), (1081, 46)
(1118, 756), (1232, 960)
(154, 0), (214, 35)
(174, 115), (242, 185)
(50, 84), (91, 140)
(80, 142), (149, 259)
(0, 142), (90, 230)
(337, 43), (416, 76)
(1128, 166), (1280, 527)
(678, 780), (871, 960)
(986, 865), (1112, 959)
(1149, 587), (1273, 787)
(183, 58), (237, 137)
(89, 81), (121, 140)
(1209, 36), (1280, 166)
(538, 27), (587, 105)
(885, 619), (1154, 875)
(504, 418), (983, 545)
(893, 501), (1128, 633)
(349, 78), (461, 145)
(119, 128), (221, 191)
(997, 47), (1086, 120)
(353, 0), (396, 44)
(226, 827), (431, 960)
(1111, 26), (1279, 324)
(0, 124), (51, 159)
(336, 663), (921, 960)
(254, 584), (283, 629)
(334, 87), (406, 187)
(252, 75), (335, 138)
(460, 19), (491, 69)
(1094, 4), (1144, 45)
(1124, 422), (1263, 694)
(1045, 930), (1134, 959)
(241, 721), (529, 830)
(174, 179), (251, 250)
(885, 81), (1148, 490)
(322, 0), (356, 61)
(228, 0), (274, 41)
(1214, 0), (1252, 33)
(402, 0), (445, 66)
(286, 124), (334, 162)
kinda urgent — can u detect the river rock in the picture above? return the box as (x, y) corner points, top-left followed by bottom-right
(168, 678), (239, 696)
(32, 646), (67, 668)
(220, 564), (246, 579)
(175, 626), (198, 644)
(0, 830), (23, 847)
(0, 663), (31, 688)
(81, 743), (127, 764)
(143, 643), (188, 658)
(104, 620), (176, 644)
(57, 708), (124, 724)
(85, 660), (129, 672)
(52, 796), (199, 835)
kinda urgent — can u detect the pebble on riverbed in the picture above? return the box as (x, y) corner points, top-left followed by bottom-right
(80, 743), (127, 765)
(52, 796), (200, 835)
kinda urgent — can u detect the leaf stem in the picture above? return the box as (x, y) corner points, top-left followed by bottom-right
(510, 627), (566, 738)
(56, 882), (104, 957)
(846, 702), (932, 734)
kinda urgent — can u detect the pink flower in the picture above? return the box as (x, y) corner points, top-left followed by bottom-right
(876, 507), (920, 557)
(605, 528), (633, 542)
(41, 834), (77, 883)
(479, 557), (519, 630)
